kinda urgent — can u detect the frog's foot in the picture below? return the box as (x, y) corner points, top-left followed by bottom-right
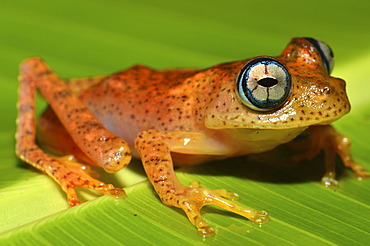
(55, 155), (126, 206)
(289, 125), (370, 186)
(321, 172), (338, 187)
(335, 148), (370, 180)
(167, 181), (269, 237)
(64, 177), (125, 207)
(17, 145), (125, 207)
(347, 162), (370, 180)
(322, 126), (370, 183)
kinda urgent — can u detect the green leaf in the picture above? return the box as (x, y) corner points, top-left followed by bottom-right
(1, 0), (370, 245)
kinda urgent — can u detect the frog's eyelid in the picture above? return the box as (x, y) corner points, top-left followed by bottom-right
(237, 57), (292, 111)
(304, 37), (334, 74)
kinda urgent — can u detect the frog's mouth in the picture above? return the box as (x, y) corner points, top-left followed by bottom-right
(248, 104), (346, 129)
(205, 90), (350, 130)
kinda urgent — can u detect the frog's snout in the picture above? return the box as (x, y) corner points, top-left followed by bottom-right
(331, 77), (351, 112)
(311, 76), (351, 124)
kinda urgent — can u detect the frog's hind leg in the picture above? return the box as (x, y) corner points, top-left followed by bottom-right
(135, 130), (269, 236)
(320, 126), (370, 181)
(289, 125), (370, 186)
(37, 106), (96, 166)
(16, 57), (130, 206)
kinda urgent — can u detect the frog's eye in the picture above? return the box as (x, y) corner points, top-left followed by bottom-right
(304, 38), (334, 74)
(237, 57), (292, 111)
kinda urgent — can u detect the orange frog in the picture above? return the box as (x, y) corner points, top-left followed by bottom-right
(16, 37), (369, 236)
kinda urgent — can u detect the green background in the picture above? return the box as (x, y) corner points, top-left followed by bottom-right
(1, 0), (369, 245)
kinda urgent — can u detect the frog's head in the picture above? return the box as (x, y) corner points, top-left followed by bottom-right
(204, 37), (350, 129)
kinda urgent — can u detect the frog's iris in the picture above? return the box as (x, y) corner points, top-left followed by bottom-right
(237, 57), (291, 111)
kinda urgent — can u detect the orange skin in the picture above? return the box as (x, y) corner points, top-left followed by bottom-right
(16, 38), (369, 236)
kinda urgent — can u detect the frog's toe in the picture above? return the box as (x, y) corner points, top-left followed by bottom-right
(212, 188), (240, 200)
(54, 157), (126, 206)
(179, 199), (215, 236)
(173, 183), (269, 236)
(321, 176), (339, 187)
(190, 180), (239, 200)
(63, 172), (126, 207)
(66, 188), (84, 207)
(198, 226), (215, 237)
(357, 170), (370, 179)
(350, 164), (370, 179)
(249, 210), (269, 224)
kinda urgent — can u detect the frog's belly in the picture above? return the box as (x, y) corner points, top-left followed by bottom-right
(37, 105), (307, 167)
(98, 115), (143, 148)
(98, 110), (307, 161)
(217, 127), (308, 156)
(86, 93), (308, 161)
(159, 127), (309, 166)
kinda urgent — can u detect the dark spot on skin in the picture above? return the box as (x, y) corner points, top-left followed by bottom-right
(22, 147), (38, 155)
(25, 129), (33, 135)
(81, 121), (101, 128)
(37, 70), (53, 76)
(53, 90), (72, 100)
(19, 105), (34, 113)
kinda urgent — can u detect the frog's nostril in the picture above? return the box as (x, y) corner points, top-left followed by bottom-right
(322, 86), (331, 95)
(257, 78), (278, 87)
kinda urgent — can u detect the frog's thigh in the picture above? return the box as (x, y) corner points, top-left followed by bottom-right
(20, 57), (131, 173)
(135, 130), (269, 237)
(37, 106), (95, 165)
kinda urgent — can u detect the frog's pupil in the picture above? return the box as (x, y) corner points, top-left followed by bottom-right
(257, 77), (278, 87)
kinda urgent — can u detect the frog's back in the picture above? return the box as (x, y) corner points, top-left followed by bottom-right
(77, 65), (199, 146)
(97, 65), (198, 92)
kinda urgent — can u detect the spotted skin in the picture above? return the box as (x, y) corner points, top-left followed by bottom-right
(16, 58), (128, 206)
(16, 38), (369, 236)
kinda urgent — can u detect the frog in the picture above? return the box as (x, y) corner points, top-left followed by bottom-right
(16, 37), (369, 236)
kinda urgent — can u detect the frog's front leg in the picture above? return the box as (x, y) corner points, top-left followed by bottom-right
(135, 130), (269, 236)
(16, 57), (130, 206)
(292, 125), (370, 186)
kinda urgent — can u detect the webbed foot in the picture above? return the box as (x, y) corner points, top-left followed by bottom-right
(175, 181), (269, 236)
(56, 155), (126, 206)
